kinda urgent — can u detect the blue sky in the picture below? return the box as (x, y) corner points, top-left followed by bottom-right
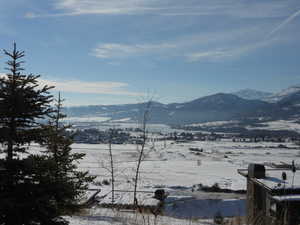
(0, 0), (300, 105)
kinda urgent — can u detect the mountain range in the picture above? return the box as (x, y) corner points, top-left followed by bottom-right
(64, 85), (300, 125)
(232, 86), (300, 103)
(231, 89), (273, 100)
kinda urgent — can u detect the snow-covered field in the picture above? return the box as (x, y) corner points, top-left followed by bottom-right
(29, 138), (300, 224)
(66, 208), (216, 225)
(64, 140), (299, 191)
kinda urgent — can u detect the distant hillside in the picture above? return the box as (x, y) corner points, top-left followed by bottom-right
(64, 94), (282, 125)
(232, 89), (273, 100)
(64, 85), (300, 125)
(164, 93), (275, 124)
(265, 86), (300, 103)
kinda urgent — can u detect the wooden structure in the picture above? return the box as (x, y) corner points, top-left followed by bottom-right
(238, 164), (300, 225)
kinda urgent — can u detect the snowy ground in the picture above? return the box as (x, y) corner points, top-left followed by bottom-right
(66, 208), (217, 225)
(29, 139), (300, 224)
(62, 140), (300, 190)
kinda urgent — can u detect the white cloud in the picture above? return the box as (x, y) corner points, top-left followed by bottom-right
(26, 0), (295, 18)
(185, 50), (230, 62)
(92, 27), (262, 59)
(92, 43), (176, 59)
(185, 40), (273, 62)
(38, 78), (142, 96)
(91, 26), (281, 62)
(24, 12), (37, 19)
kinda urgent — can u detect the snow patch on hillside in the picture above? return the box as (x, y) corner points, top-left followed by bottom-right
(247, 120), (300, 133)
(266, 86), (300, 102)
(111, 118), (131, 122)
(188, 120), (238, 127)
(169, 111), (175, 116)
(63, 116), (111, 122)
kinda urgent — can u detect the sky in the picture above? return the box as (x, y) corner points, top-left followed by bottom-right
(0, 0), (300, 106)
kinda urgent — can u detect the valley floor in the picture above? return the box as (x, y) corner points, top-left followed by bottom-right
(29, 139), (300, 224)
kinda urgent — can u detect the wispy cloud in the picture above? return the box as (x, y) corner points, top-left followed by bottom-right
(185, 50), (231, 62)
(267, 8), (300, 38)
(38, 78), (142, 96)
(185, 41), (272, 62)
(91, 25), (280, 62)
(25, 0), (294, 18)
(91, 43), (176, 59)
(23, 0), (297, 63)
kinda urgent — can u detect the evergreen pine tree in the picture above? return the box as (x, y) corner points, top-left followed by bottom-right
(0, 43), (53, 160)
(0, 44), (93, 225)
(39, 93), (95, 215)
(0, 44), (62, 225)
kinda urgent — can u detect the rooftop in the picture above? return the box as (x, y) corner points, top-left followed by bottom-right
(238, 168), (300, 191)
(272, 194), (300, 202)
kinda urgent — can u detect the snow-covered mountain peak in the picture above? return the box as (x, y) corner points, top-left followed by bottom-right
(266, 85), (300, 102)
(232, 89), (273, 100)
